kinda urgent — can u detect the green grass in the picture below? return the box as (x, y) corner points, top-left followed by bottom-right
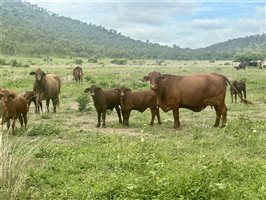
(0, 56), (265, 199)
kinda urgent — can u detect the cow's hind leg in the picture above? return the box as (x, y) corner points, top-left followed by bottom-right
(97, 112), (101, 127)
(18, 114), (23, 128)
(23, 112), (27, 129)
(46, 99), (50, 113)
(214, 106), (221, 127)
(102, 110), (106, 127)
(221, 105), (227, 127)
(156, 107), (161, 124)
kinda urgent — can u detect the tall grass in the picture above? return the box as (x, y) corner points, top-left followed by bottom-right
(0, 129), (42, 199)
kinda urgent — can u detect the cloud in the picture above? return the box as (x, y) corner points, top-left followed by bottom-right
(24, 0), (265, 49)
(191, 18), (227, 30)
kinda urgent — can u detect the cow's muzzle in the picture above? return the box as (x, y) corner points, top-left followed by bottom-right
(150, 85), (157, 90)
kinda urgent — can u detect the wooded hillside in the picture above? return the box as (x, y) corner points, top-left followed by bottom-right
(1, 0), (265, 60)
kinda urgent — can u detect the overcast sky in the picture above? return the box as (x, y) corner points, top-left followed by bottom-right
(23, 0), (265, 49)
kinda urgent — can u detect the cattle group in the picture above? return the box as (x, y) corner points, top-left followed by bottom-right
(0, 66), (254, 134)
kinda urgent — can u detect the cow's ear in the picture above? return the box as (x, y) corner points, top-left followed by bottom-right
(96, 87), (101, 91)
(43, 72), (46, 77)
(0, 93), (3, 98)
(84, 87), (90, 93)
(160, 75), (165, 80)
(142, 76), (149, 82)
(126, 88), (132, 92)
(29, 71), (36, 75)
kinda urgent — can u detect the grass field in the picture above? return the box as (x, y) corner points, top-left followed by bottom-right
(0, 56), (265, 199)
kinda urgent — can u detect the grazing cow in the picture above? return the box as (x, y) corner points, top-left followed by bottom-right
(235, 62), (247, 70)
(22, 91), (43, 113)
(29, 68), (61, 113)
(0, 89), (28, 134)
(143, 71), (252, 129)
(84, 85), (122, 127)
(116, 86), (161, 126)
(73, 66), (83, 82)
(230, 80), (246, 103)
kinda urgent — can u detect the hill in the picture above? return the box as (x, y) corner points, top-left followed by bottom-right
(0, 0), (265, 60)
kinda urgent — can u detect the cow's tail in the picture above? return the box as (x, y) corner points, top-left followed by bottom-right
(224, 77), (254, 105)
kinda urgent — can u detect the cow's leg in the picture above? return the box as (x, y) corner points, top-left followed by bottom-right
(221, 105), (227, 127)
(97, 112), (101, 127)
(122, 110), (130, 126)
(115, 106), (122, 124)
(11, 118), (16, 134)
(18, 114), (23, 128)
(234, 94), (237, 103)
(243, 89), (246, 99)
(35, 96), (40, 114)
(46, 99), (50, 113)
(150, 108), (156, 126)
(23, 112), (27, 129)
(214, 106), (222, 127)
(39, 101), (43, 113)
(102, 110), (106, 127)
(7, 119), (10, 130)
(230, 92), (233, 103)
(172, 108), (180, 129)
(156, 107), (161, 124)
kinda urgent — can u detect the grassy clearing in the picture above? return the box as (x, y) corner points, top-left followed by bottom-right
(0, 56), (265, 199)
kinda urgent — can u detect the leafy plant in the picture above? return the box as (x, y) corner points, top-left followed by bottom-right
(76, 93), (90, 112)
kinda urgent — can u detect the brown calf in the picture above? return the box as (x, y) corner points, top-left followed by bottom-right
(0, 90), (28, 134)
(230, 80), (246, 103)
(22, 91), (43, 113)
(73, 66), (83, 82)
(116, 86), (161, 127)
(84, 85), (122, 127)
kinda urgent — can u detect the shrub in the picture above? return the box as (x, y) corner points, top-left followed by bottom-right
(25, 124), (60, 136)
(0, 58), (6, 65)
(74, 59), (83, 65)
(110, 59), (127, 65)
(88, 58), (98, 63)
(76, 93), (90, 112)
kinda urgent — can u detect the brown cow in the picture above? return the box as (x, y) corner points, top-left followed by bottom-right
(29, 68), (61, 113)
(22, 91), (43, 113)
(116, 86), (161, 126)
(73, 66), (83, 82)
(0, 89), (28, 134)
(230, 80), (246, 103)
(143, 71), (252, 129)
(84, 85), (122, 127)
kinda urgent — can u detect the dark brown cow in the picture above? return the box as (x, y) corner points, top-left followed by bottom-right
(116, 86), (161, 127)
(143, 71), (252, 129)
(73, 66), (83, 82)
(230, 80), (246, 103)
(84, 85), (122, 127)
(22, 91), (43, 113)
(0, 89), (28, 134)
(234, 62), (247, 70)
(29, 68), (61, 113)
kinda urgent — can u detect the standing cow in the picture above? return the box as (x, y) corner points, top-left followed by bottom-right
(73, 66), (83, 82)
(29, 68), (61, 113)
(143, 71), (252, 129)
(230, 80), (246, 103)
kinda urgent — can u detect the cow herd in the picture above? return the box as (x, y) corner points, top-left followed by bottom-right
(0, 66), (253, 134)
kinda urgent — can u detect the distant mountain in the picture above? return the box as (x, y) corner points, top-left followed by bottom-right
(0, 0), (265, 60)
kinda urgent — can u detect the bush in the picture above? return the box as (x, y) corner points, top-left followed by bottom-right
(0, 58), (6, 65)
(110, 59), (127, 65)
(25, 124), (60, 136)
(76, 93), (90, 112)
(74, 59), (83, 65)
(88, 58), (98, 63)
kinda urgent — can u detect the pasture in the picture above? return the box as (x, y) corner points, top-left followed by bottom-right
(0, 57), (265, 199)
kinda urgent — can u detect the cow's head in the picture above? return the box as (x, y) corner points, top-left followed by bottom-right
(30, 68), (46, 82)
(119, 86), (132, 98)
(142, 71), (163, 90)
(0, 90), (16, 104)
(84, 85), (101, 96)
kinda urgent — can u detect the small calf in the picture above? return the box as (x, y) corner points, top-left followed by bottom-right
(116, 86), (161, 126)
(0, 90), (28, 134)
(84, 85), (122, 127)
(22, 91), (43, 113)
(230, 80), (246, 103)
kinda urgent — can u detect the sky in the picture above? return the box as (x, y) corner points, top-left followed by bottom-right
(23, 0), (265, 49)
